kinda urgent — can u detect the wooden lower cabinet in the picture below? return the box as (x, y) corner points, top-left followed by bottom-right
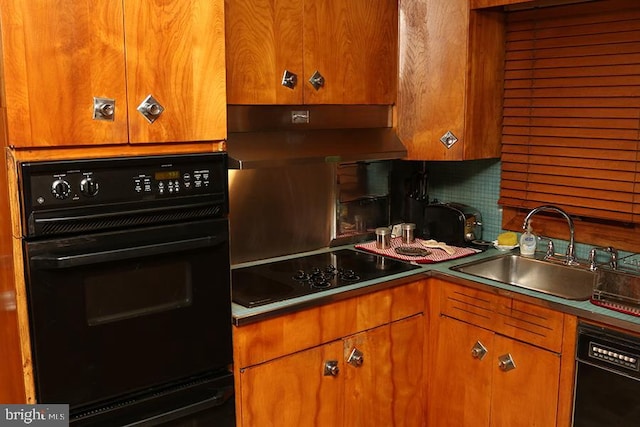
(343, 316), (424, 427)
(430, 316), (560, 427)
(233, 279), (427, 427)
(429, 316), (493, 427)
(238, 340), (344, 426)
(490, 334), (560, 427)
(427, 279), (577, 427)
(236, 315), (423, 427)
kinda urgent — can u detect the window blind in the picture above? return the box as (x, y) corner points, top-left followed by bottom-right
(499, 0), (640, 225)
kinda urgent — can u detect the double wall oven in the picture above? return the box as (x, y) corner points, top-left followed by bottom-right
(19, 153), (234, 426)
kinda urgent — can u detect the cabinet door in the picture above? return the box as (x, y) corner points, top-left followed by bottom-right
(0, 0), (129, 147)
(428, 316), (493, 427)
(397, 0), (503, 160)
(303, 0), (397, 104)
(225, 0), (304, 104)
(490, 335), (560, 427)
(238, 340), (343, 427)
(397, 0), (467, 160)
(343, 315), (424, 427)
(125, 0), (227, 143)
(225, 0), (396, 105)
(388, 315), (424, 426)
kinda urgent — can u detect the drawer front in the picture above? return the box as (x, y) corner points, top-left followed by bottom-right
(234, 280), (426, 368)
(440, 282), (504, 331)
(440, 282), (564, 352)
(495, 299), (564, 353)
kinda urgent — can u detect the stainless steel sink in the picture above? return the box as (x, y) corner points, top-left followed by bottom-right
(451, 254), (595, 300)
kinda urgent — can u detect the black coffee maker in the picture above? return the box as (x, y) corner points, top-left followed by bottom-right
(390, 161), (429, 238)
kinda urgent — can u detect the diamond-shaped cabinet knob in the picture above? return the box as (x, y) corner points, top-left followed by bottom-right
(440, 131), (458, 149)
(308, 70), (325, 91)
(137, 94), (164, 123)
(281, 70), (298, 89)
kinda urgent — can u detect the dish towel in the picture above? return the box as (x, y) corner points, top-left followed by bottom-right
(355, 237), (479, 264)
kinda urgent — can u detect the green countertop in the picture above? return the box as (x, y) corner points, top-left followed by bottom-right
(231, 245), (640, 333)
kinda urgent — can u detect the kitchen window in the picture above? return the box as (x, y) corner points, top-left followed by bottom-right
(498, 0), (640, 251)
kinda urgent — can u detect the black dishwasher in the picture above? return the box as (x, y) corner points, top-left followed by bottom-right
(573, 323), (640, 426)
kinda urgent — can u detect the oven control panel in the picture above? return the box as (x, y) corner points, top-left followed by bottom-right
(20, 153), (229, 238)
(132, 168), (210, 196)
(21, 153), (228, 211)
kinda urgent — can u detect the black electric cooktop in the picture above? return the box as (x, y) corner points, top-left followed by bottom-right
(232, 249), (421, 308)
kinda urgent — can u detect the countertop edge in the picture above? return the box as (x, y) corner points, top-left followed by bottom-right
(232, 247), (640, 333)
(429, 270), (640, 335)
(231, 272), (426, 326)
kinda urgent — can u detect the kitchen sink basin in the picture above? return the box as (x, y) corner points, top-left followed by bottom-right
(451, 254), (595, 300)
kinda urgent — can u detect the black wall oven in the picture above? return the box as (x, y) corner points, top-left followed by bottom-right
(19, 153), (234, 426)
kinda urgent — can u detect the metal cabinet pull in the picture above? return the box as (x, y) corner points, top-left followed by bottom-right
(137, 94), (164, 123)
(440, 130), (458, 149)
(308, 70), (325, 90)
(281, 70), (298, 89)
(93, 97), (116, 121)
(347, 348), (364, 367)
(471, 340), (488, 360)
(323, 360), (339, 376)
(498, 353), (516, 372)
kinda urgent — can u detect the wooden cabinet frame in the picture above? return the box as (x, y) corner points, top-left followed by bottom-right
(232, 280), (426, 427)
(426, 278), (577, 427)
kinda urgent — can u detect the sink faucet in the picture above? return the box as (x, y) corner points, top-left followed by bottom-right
(523, 205), (577, 265)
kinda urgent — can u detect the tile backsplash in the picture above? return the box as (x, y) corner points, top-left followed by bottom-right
(424, 158), (626, 260)
(426, 158), (503, 243)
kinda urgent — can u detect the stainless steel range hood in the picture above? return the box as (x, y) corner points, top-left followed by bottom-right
(226, 105), (407, 169)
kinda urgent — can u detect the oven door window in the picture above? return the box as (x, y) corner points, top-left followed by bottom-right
(85, 260), (192, 326)
(24, 219), (232, 408)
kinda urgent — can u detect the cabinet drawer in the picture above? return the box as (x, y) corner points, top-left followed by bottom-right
(494, 298), (564, 353)
(441, 282), (564, 352)
(234, 280), (426, 368)
(440, 282), (506, 331)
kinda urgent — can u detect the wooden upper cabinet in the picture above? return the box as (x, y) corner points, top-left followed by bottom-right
(302, 0), (397, 104)
(0, 0), (226, 148)
(0, 1), (129, 147)
(124, 0), (227, 144)
(397, 0), (504, 160)
(225, 0), (303, 104)
(225, 0), (397, 105)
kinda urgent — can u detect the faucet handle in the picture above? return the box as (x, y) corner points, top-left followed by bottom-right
(537, 236), (555, 259)
(589, 246), (618, 270)
(588, 248), (598, 271)
(606, 246), (618, 269)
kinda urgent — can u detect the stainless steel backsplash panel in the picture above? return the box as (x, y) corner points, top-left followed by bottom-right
(228, 163), (336, 264)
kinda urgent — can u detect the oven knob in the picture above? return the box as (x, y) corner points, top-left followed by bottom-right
(51, 179), (71, 200)
(80, 177), (99, 197)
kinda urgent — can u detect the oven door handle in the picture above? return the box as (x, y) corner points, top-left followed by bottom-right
(30, 235), (224, 269)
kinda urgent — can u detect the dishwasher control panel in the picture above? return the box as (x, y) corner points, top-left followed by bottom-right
(588, 341), (639, 371)
(578, 323), (640, 379)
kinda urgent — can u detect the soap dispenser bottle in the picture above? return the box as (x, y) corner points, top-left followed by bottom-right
(520, 221), (537, 257)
